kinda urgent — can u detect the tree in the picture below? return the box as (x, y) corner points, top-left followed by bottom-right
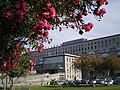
(0, 54), (34, 90)
(74, 55), (103, 80)
(74, 54), (120, 80)
(0, 0), (108, 89)
(101, 55), (120, 77)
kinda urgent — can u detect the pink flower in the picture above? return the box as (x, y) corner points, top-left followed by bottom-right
(42, 39), (44, 43)
(47, 24), (52, 30)
(21, 1), (27, 9)
(29, 60), (34, 66)
(29, 66), (33, 72)
(3, 10), (13, 20)
(12, 61), (16, 68)
(94, 8), (106, 15)
(16, 10), (24, 22)
(77, 12), (83, 20)
(82, 22), (93, 32)
(88, 22), (94, 29)
(39, 20), (47, 28)
(34, 24), (41, 32)
(3, 62), (7, 67)
(42, 12), (50, 18)
(43, 31), (49, 37)
(15, 3), (21, 9)
(47, 2), (51, 8)
(98, 0), (107, 6)
(49, 7), (56, 17)
(58, 2), (61, 5)
(16, 9), (24, 16)
(16, 42), (20, 47)
(99, 8), (106, 15)
(21, 1), (28, 14)
(38, 44), (44, 52)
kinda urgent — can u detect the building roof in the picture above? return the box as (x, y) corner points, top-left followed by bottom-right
(43, 53), (80, 58)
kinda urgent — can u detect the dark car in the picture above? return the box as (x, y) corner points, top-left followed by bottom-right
(113, 77), (120, 84)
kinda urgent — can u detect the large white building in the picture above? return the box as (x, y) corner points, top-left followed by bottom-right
(37, 34), (120, 61)
(36, 53), (82, 81)
(35, 34), (120, 79)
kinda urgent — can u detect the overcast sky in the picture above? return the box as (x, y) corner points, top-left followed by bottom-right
(45, 0), (120, 48)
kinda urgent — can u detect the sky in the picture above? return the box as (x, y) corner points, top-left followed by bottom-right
(45, 0), (120, 48)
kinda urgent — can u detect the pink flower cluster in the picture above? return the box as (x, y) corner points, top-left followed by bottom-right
(3, 0), (28, 22)
(38, 44), (44, 52)
(33, 2), (56, 52)
(34, 20), (52, 36)
(15, 0), (28, 22)
(82, 22), (94, 32)
(29, 60), (34, 71)
(3, 11), (13, 20)
(98, 0), (108, 6)
(94, 8), (106, 16)
(0, 61), (16, 73)
(42, 2), (56, 18)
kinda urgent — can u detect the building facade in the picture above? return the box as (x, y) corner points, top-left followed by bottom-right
(37, 54), (82, 81)
(35, 34), (120, 79)
(38, 34), (120, 63)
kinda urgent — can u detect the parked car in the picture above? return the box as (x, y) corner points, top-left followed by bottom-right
(57, 80), (69, 85)
(96, 78), (104, 84)
(96, 78), (113, 85)
(113, 77), (120, 85)
(81, 79), (89, 84)
(103, 79), (114, 85)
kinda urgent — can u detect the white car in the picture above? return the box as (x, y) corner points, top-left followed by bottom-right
(103, 79), (114, 85)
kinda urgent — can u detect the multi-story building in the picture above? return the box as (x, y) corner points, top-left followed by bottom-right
(37, 53), (82, 81)
(36, 34), (120, 79)
(38, 34), (120, 62)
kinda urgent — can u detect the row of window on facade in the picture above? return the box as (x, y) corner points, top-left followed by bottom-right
(39, 37), (120, 57)
(39, 47), (120, 58)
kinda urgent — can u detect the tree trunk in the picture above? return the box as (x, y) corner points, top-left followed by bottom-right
(1, 74), (6, 90)
(107, 69), (110, 77)
(9, 78), (15, 90)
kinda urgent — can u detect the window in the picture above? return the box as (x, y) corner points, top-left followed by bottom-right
(95, 46), (97, 49)
(91, 46), (93, 49)
(88, 47), (90, 50)
(98, 41), (100, 44)
(105, 44), (108, 47)
(81, 44), (83, 47)
(98, 45), (100, 48)
(101, 41), (104, 44)
(117, 42), (119, 46)
(105, 40), (107, 43)
(76, 49), (78, 52)
(82, 48), (84, 51)
(109, 48), (116, 51)
(88, 43), (90, 46)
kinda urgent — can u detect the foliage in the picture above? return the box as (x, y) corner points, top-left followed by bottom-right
(73, 54), (120, 78)
(74, 55), (103, 78)
(50, 79), (56, 86)
(101, 55), (120, 77)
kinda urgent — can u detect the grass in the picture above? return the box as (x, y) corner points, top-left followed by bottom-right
(15, 85), (120, 90)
